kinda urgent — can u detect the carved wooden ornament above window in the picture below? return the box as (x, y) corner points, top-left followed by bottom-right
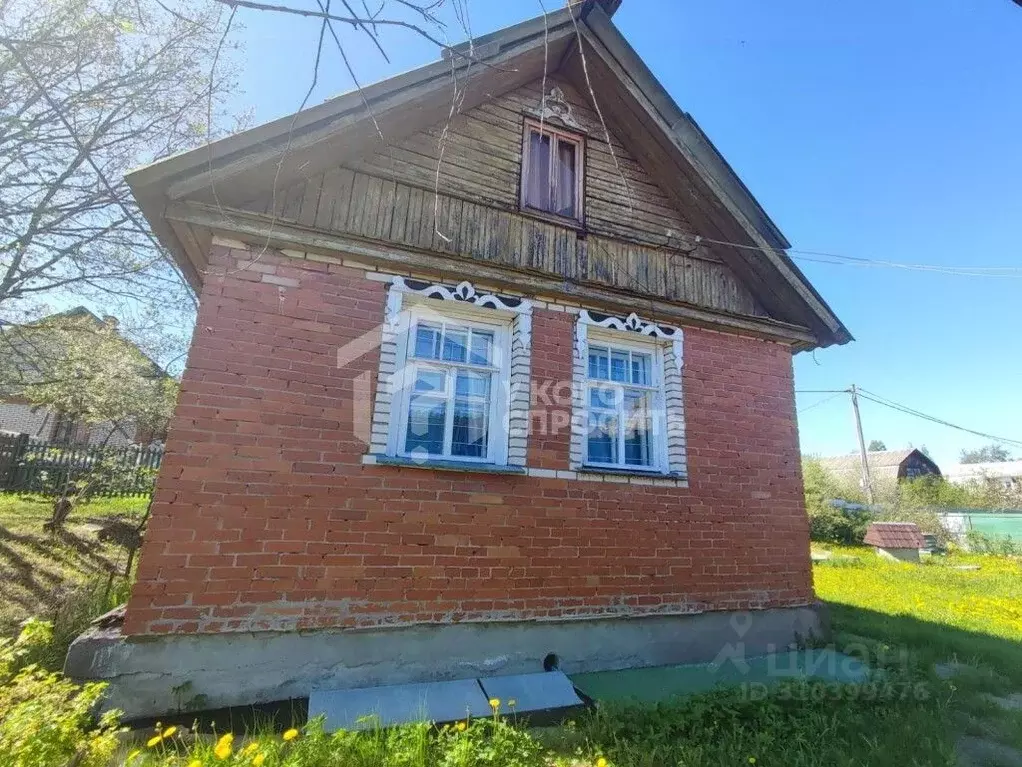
(534, 87), (582, 131)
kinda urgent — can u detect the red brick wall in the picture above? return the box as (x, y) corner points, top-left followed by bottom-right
(124, 246), (813, 635)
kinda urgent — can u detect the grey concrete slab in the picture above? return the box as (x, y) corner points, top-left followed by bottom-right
(478, 671), (582, 713)
(309, 679), (492, 730)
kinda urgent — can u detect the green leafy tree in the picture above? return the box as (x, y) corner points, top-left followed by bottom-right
(867, 440), (887, 452)
(960, 444), (1013, 464)
(2, 312), (178, 444)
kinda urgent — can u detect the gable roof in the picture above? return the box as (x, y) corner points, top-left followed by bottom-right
(126, 2), (851, 350)
(818, 449), (941, 480)
(863, 522), (925, 550)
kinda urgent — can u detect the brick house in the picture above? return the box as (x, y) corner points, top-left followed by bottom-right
(68, 1), (850, 717)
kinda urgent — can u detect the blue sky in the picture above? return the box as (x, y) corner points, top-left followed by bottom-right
(223, 0), (1022, 469)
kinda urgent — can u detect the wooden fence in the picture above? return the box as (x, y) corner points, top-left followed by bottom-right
(0, 434), (163, 497)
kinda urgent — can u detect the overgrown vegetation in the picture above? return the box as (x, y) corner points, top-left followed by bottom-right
(0, 619), (121, 767)
(803, 456), (1022, 546)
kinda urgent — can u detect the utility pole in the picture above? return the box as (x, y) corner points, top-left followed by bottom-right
(850, 384), (875, 503)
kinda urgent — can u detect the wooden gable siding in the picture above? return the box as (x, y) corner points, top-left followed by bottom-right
(240, 79), (766, 318)
(348, 79), (694, 248)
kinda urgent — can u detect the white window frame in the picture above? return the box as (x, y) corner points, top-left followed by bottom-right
(572, 310), (687, 478)
(391, 305), (512, 465)
(582, 331), (668, 473)
(369, 278), (533, 469)
(520, 118), (585, 222)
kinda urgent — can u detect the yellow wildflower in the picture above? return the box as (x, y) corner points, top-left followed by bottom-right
(241, 742), (259, 756)
(214, 733), (234, 760)
(188, 761), (203, 767)
(282, 728), (300, 741)
(489, 698), (500, 709)
(253, 754), (266, 767)
(126, 749), (142, 761)
(456, 721), (467, 732)
(146, 735), (162, 748)
(597, 758), (608, 767)
(162, 725), (178, 739)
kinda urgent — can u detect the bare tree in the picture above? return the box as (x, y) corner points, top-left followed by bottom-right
(0, 0), (240, 366)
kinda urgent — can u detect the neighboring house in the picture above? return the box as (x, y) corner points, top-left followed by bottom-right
(944, 460), (1022, 491)
(68, 1), (851, 718)
(819, 449), (941, 487)
(0, 307), (165, 447)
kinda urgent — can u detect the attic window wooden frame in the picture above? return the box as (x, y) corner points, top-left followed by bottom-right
(520, 118), (585, 224)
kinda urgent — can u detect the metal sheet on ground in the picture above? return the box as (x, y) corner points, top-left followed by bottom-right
(309, 679), (492, 731)
(478, 671), (583, 713)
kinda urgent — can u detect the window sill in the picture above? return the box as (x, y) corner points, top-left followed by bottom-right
(364, 454), (527, 475)
(519, 206), (585, 233)
(578, 465), (687, 481)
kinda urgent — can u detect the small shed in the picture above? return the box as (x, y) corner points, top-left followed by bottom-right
(863, 522), (925, 563)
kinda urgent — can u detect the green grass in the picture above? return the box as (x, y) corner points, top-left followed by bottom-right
(0, 493), (145, 648)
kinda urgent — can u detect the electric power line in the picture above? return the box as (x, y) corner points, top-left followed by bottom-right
(797, 390), (846, 414)
(691, 236), (1022, 278)
(854, 388), (1022, 450)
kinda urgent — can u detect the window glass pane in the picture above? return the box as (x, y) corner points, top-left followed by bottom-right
(587, 411), (618, 464)
(455, 371), (491, 399)
(610, 349), (629, 383)
(524, 131), (551, 211)
(588, 346), (609, 380)
(406, 395), (446, 455)
(555, 140), (577, 218)
(623, 390), (653, 467)
(413, 323), (441, 360)
(469, 330), (493, 365)
(631, 352), (652, 386)
(589, 385), (617, 410)
(442, 326), (468, 362)
(451, 402), (488, 458)
(414, 369), (446, 393)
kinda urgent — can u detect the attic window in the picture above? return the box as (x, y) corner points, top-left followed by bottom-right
(521, 119), (583, 221)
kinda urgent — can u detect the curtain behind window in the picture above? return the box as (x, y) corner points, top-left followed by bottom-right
(524, 131), (551, 210)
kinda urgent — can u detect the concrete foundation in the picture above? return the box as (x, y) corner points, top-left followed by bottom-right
(65, 606), (825, 720)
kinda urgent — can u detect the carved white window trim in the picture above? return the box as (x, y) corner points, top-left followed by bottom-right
(571, 310), (687, 478)
(368, 278), (533, 467)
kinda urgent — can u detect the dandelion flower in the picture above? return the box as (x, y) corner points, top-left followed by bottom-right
(489, 698), (500, 709)
(162, 725), (178, 739)
(214, 733), (234, 760)
(127, 749), (142, 761)
(253, 754), (266, 767)
(241, 742), (259, 756)
(188, 762), (203, 767)
(749, 758), (757, 765)
(456, 721), (467, 732)
(597, 758), (608, 767)
(146, 735), (163, 748)
(282, 728), (300, 741)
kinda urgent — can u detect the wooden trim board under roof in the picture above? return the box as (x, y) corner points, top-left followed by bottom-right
(126, 2), (851, 351)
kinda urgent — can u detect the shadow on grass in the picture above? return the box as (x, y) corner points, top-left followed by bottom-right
(826, 601), (1022, 688)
